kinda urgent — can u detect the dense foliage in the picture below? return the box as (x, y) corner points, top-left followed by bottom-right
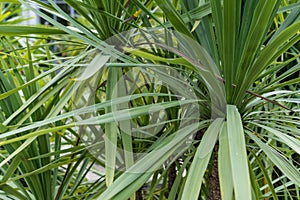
(0, 0), (299, 199)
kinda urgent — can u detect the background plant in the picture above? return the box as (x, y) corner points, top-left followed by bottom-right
(0, 0), (299, 200)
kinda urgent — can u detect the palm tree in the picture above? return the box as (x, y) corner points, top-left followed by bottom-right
(0, 0), (299, 199)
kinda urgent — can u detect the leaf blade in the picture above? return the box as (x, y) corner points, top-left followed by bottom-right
(181, 118), (224, 200)
(227, 105), (251, 200)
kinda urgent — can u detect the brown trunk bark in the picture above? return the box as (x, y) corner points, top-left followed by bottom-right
(209, 145), (221, 200)
(135, 187), (143, 200)
(165, 162), (177, 198)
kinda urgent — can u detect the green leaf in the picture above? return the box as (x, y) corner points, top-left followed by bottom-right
(235, 0), (277, 98)
(248, 149), (278, 200)
(1, 157), (80, 185)
(76, 54), (110, 81)
(222, 0), (241, 100)
(123, 47), (192, 67)
(251, 122), (300, 155)
(218, 123), (234, 200)
(97, 122), (208, 199)
(0, 93), (176, 139)
(1, 155), (22, 183)
(247, 20), (300, 86)
(0, 123), (8, 133)
(0, 137), (37, 168)
(168, 157), (192, 200)
(277, 1), (300, 14)
(0, 184), (27, 200)
(104, 67), (121, 186)
(0, 124), (73, 146)
(0, 0), (20, 3)
(227, 105), (252, 200)
(181, 118), (224, 200)
(247, 131), (300, 186)
(0, 25), (66, 36)
(154, 0), (193, 37)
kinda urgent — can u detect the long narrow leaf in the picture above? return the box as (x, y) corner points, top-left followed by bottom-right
(247, 131), (300, 186)
(227, 105), (252, 200)
(181, 118), (224, 200)
(218, 123), (234, 200)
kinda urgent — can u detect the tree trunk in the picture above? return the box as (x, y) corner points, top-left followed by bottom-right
(165, 162), (177, 198)
(209, 145), (221, 200)
(135, 187), (143, 200)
